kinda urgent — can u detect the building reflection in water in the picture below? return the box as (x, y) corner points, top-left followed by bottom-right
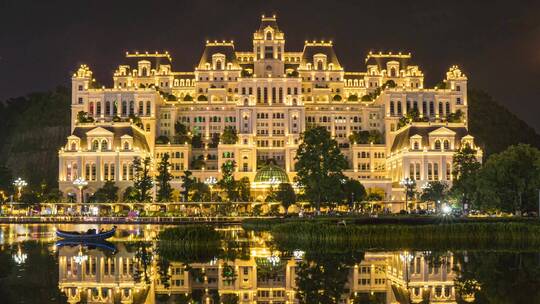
(57, 228), (474, 303)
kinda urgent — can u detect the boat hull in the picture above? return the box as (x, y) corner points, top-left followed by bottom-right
(56, 227), (116, 241)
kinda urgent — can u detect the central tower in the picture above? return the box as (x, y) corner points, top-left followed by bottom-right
(253, 14), (285, 77)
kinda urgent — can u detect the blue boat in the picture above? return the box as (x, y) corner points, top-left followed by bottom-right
(56, 226), (116, 241)
(56, 239), (117, 252)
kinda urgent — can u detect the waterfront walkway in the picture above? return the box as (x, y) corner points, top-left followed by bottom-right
(0, 216), (262, 224)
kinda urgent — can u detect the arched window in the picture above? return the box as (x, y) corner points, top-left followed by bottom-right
(216, 60), (222, 70)
(129, 101), (134, 115)
(89, 102), (94, 115)
(406, 100), (411, 112)
(266, 31), (272, 40)
(138, 102), (143, 115)
(105, 101), (111, 115)
(70, 141), (77, 151)
(141, 67), (147, 76)
(429, 101), (435, 115)
(122, 101), (127, 116)
(317, 60), (323, 70)
(390, 67), (397, 77)
(413, 141), (419, 150)
(409, 163), (415, 179)
(413, 101), (418, 111)
(146, 101), (151, 115)
(438, 102), (443, 115)
(123, 141), (130, 150)
(443, 140), (450, 150)
(92, 140), (99, 151)
(434, 140), (441, 150)
(397, 102), (402, 115)
(91, 163), (96, 181)
(101, 139), (108, 151)
(433, 163), (439, 180)
(390, 101), (395, 115)
(445, 102), (450, 115)
(96, 102), (101, 115)
(422, 101), (427, 114)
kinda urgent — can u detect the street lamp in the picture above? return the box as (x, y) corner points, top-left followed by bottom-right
(400, 251), (414, 290)
(400, 177), (415, 212)
(204, 176), (217, 202)
(73, 177), (88, 204)
(13, 178), (27, 200)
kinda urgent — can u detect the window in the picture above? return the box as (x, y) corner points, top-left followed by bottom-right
(105, 101), (111, 115)
(317, 60), (323, 70)
(92, 140), (99, 151)
(434, 140), (441, 150)
(216, 60), (222, 70)
(146, 101), (151, 115)
(96, 102), (101, 115)
(101, 139), (108, 151)
(264, 46), (273, 59)
(443, 140), (450, 150)
(266, 31), (272, 40)
(390, 101), (395, 115)
(397, 102), (402, 115)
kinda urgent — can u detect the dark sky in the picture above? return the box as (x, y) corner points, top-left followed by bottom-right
(1, 0), (540, 131)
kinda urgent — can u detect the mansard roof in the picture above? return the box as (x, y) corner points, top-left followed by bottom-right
(365, 52), (412, 70)
(301, 43), (341, 67)
(390, 125), (469, 153)
(198, 42), (237, 68)
(71, 125), (150, 151)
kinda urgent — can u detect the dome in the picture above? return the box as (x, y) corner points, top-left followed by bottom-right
(254, 164), (289, 185)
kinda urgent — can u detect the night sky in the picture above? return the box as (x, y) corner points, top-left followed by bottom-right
(1, 0), (539, 131)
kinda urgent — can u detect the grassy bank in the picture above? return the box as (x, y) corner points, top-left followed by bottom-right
(241, 216), (538, 231)
(243, 217), (540, 251)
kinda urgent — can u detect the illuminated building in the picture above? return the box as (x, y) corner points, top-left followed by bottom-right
(58, 14), (482, 204)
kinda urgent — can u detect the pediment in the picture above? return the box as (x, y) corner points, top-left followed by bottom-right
(428, 127), (456, 136)
(86, 127), (113, 136)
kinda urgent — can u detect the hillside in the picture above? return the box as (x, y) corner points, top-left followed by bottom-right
(468, 89), (540, 157)
(0, 87), (70, 189)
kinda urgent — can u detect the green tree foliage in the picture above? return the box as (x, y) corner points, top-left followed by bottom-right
(476, 144), (540, 214)
(156, 153), (173, 202)
(76, 111), (94, 123)
(420, 181), (449, 210)
(181, 170), (195, 201)
(132, 157), (153, 202)
(468, 89), (540, 156)
(122, 186), (138, 202)
(221, 126), (239, 144)
(191, 182), (210, 202)
(348, 130), (383, 144)
(156, 135), (170, 144)
(209, 133), (220, 148)
(0, 87), (70, 187)
(218, 160), (237, 201)
(452, 146), (481, 210)
(276, 183), (296, 214)
(455, 252), (540, 303)
(295, 126), (348, 211)
(341, 178), (366, 208)
(191, 134), (203, 148)
(332, 94), (342, 101)
(173, 122), (191, 144)
(237, 177), (251, 201)
(221, 294), (239, 304)
(90, 181), (119, 203)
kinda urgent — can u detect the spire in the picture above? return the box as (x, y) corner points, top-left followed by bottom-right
(259, 13), (279, 31)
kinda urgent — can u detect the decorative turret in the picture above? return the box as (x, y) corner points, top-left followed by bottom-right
(253, 14), (285, 77)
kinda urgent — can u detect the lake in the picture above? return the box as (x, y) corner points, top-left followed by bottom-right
(0, 223), (538, 303)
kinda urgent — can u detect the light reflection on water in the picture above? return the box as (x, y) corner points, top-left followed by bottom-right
(0, 224), (539, 303)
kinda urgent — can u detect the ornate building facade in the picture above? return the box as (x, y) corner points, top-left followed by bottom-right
(58, 14), (481, 204)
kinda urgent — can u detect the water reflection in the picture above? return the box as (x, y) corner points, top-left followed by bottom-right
(2, 224), (540, 303)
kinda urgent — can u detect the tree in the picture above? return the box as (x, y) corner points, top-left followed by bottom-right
(76, 111), (94, 123)
(191, 134), (203, 148)
(90, 181), (118, 203)
(156, 153), (173, 202)
(341, 179), (366, 209)
(237, 177), (251, 201)
(209, 133), (220, 148)
(181, 170), (196, 202)
(218, 160), (237, 201)
(420, 181), (449, 211)
(476, 144), (540, 214)
(191, 182), (210, 202)
(221, 126), (239, 144)
(173, 121), (191, 144)
(276, 183), (296, 215)
(132, 157), (153, 202)
(122, 186), (138, 202)
(349, 130), (383, 144)
(295, 126), (348, 211)
(452, 146), (481, 211)
(156, 135), (170, 144)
